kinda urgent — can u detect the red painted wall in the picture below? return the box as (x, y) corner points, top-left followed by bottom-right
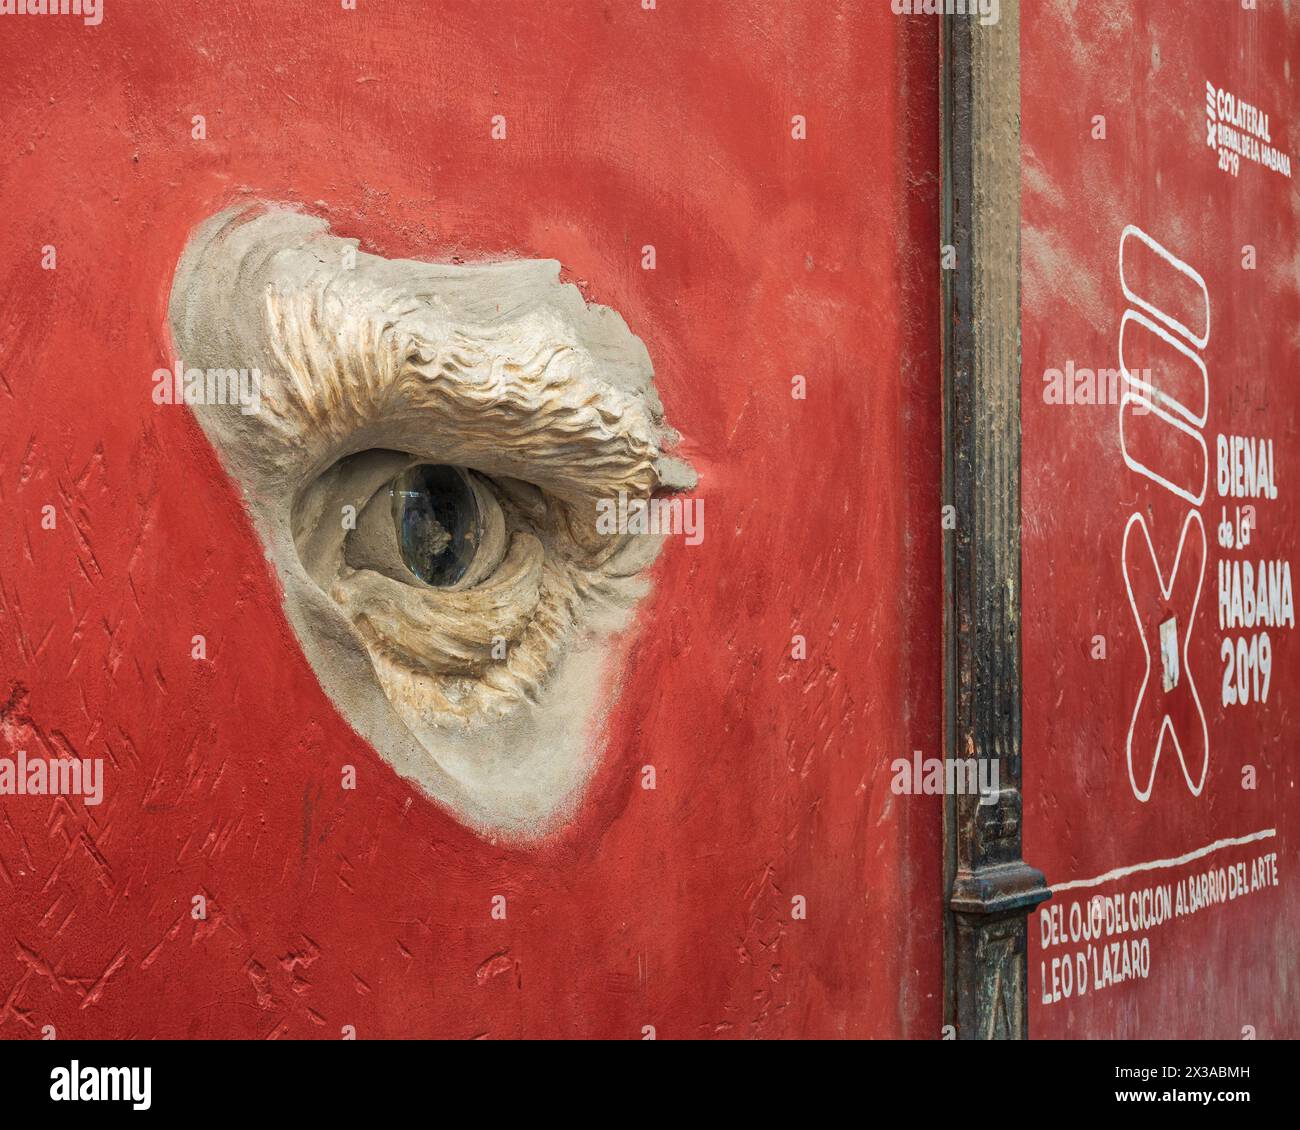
(1023, 1), (1300, 1038)
(0, 2), (942, 1038)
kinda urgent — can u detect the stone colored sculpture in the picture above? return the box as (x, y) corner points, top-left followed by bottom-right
(169, 206), (695, 838)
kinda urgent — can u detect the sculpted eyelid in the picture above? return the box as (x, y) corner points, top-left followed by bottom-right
(258, 265), (665, 515)
(174, 207), (688, 503)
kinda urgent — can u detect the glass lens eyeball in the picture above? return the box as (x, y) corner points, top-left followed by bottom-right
(390, 464), (481, 587)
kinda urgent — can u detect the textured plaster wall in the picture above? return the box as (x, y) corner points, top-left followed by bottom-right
(0, 1), (942, 1038)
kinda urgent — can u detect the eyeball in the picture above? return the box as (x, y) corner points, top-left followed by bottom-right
(390, 465), (481, 587)
(340, 460), (508, 592)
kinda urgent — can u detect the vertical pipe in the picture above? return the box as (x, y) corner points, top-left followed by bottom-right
(940, 0), (1052, 1039)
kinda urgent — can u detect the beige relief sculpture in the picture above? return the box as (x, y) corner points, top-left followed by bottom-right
(168, 206), (695, 838)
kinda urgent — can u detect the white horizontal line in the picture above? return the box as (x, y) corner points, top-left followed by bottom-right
(1049, 829), (1278, 893)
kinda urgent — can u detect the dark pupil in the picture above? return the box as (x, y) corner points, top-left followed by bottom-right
(391, 465), (480, 586)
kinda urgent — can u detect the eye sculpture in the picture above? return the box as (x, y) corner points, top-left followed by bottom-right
(168, 206), (696, 838)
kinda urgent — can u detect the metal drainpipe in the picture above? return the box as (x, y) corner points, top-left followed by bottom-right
(940, 0), (1053, 1039)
